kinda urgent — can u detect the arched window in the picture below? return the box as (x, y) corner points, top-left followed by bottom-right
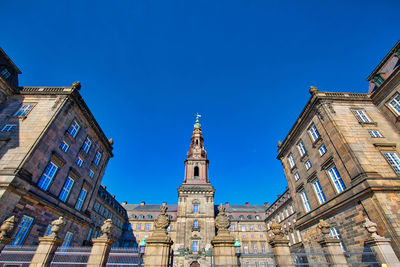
(239, 215), (244, 220)
(247, 215), (252, 220)
(255, 215), (260, 220)
(194, 166), (199, 178)
(147, 215), (152, 219)
(139, 215), (144, 219)
(229, 215), (233, 220)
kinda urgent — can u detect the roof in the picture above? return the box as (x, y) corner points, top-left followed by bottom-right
(224, 205), (268, 213)
(124, 204), (178, 212)
(367, 40), (400, 81)
(0, 47), (22, 74)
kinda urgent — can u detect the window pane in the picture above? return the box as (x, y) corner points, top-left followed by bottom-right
(12, 216), (34, 246)
(38, 162), (59, 191)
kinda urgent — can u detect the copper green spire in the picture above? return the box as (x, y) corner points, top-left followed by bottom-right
(194, 113), (202, 129)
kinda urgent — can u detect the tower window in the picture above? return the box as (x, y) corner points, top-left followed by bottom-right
(193, 204), (199, 214)
(196, 139), (199, 145)
(194, 166), (199, 178)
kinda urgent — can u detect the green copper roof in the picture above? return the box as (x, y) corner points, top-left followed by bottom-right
(194, 113), (201, 128)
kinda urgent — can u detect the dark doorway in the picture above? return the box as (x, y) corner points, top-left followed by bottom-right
(190, 261), (200, 267)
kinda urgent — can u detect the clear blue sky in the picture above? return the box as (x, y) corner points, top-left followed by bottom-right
(2, 1), (399, 206)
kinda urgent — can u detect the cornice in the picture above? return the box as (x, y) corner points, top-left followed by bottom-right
(367, 40), (400, 81)
(370, 67), (400, 105)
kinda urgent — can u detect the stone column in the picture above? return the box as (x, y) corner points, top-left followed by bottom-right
(364, 218), (400, 267)
(317, 220), (347, 267)
(268, 222), (293, 267)
(87, 219), (114, 267)
(30, 217), (66, 267)
(0, 216), (16, 252)
(144, 203), (173, 267)
(211, 204), (237, 267)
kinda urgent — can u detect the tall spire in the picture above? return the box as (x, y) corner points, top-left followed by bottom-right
(183, 114), (209, 184)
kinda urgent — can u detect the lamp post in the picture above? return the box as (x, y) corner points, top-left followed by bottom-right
(234, 238), (241, 267)
(139, 238), (146, 267)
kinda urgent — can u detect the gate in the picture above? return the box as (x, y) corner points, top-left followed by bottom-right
(0, 246), (37, 267)
(106, 247), (142, 266)
(49, 246), (91, 266)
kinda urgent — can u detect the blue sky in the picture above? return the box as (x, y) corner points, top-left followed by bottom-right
(2, 0), (399, 206)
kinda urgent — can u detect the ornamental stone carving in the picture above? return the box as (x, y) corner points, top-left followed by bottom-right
(364, 217), (384, 239)
(100, 219), (113, 238)
(318, 219), (331, 237)
(154, 203), (170, 231)
(215, 204), (230, 231)
(0, 216), (16, 239)
(72, 81), (81, 90)
(49, 217), (66, 238)
(270, 221), (283, 239)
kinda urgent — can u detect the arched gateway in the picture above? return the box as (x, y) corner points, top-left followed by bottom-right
(190, 261), (200, 267)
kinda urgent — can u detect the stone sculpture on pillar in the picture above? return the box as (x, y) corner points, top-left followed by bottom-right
(268, 221), (293, 267)
(87, 219), (115, 267)
(364, 217), (400, 266)
(143, 202), (173, 267)
(0, 216), (16, 252)
(317, 219), (347, 267)
(211, 204), (237, 267)
(30, 217), (66, 267)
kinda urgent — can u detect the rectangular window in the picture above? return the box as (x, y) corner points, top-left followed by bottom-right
(76, 157), (84, 167)
(297, 141), (307, 156)
(137, 224), (141, 230)
(384, 152), (400, 176)
(62, 232), (73, 248)
(288, 154), (295, 168)
(328, 166), (346, 193)
(318, 144), (327, 156)
(305, 160), (312, 170)
(59, 177), (74, 202)
(1, 68), (11, 79)
(388, 93), (400, 115)
(67, 120), (80, 138)
(294, 172), (300, 181)
(88, 169), (94, 178)
(11, 215), (34, 246)
(13, 104), (33, 117)
(369, 130), (383, 138)
(353, 110), (371, 123)
(87, 228), (93, 240)
(1, 124), (15, 132)
(82, 137), (92, 153)
(243, 243), (249, 254)
(329, 226), (345, 250)
(313, 180), (327, 204)
(230, 225), (235, 231)
(94, 152), (102, 165)
(193, 204), (199, 214)
(261, 243), (266, 253)
(296, 230), (302, 242)
(45, 225), (52, 236)
(59, 141), (69, 152)
(241, 225), (246, 231)
(300, 191), (311, 212)
(192, 241), (199, 252)
(37, 162), (59, 191)
(75, 189), (87, 211)
(253, 243), (258, 254)
(291, 232), (296, 244)
(145, 224), (150, 231)
(308, 124), (320, 142)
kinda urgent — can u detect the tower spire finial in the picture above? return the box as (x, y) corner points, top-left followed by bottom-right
(194, 113), (202, 129)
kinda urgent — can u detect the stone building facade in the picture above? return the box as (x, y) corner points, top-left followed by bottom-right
(277, 40), (400, 256)
(0, 47), (118, 247)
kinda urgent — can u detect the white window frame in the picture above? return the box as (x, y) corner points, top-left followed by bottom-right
(383, 152), (400, 176)
(318, 144), (327, 156)
(37, 162), (58, 191)
(300, 191), (311, 212)
(192, 241), (199, 252)
(94, 152), (102, 165)
(253, 243), (258, 254)
(297, 141), (307, 156)
(76, 157), (84, 167)
(13, 104), (33, 117)
(82, 137), (92, 153)
(308, 124), (320, 142)
(288, 154), (295, 168)
(75, 189), (87, 211)
(1, 124), (15, 132)
(59, 177), (74, 202)
(62, 232), (73, 248)
(328, 166), (346, 193)
(388, 93), (400, 115)
(305, 160), (312, 170)
(59, 141), (69, 152)
(369, 130), (383, 138)
(67, 120), (80, 138)
(193, 204), (199, 214)
(313, 179), (326, 204)
(294, 172), (300, 181)
(243, 243), (249, 254)
(88, 169), (94, 178)
(353, 110), (371, 123)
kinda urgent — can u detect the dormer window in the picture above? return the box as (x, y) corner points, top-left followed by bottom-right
(1, 68), (11, 79)
(194, 166), (199, 178)
(372, 74), (385, 87)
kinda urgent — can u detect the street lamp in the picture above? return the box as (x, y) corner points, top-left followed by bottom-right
(139, 238), (146, 267)
(234, 238), (241, 267)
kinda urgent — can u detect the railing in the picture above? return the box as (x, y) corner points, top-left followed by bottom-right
(0, 245), (37, 267)
(106, 247), (142, 267)
(50, 246), (91, 266)
(344, 246), (381, 267)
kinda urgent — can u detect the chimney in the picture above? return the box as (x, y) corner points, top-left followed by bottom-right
(245, 202), (249, 206)
(122, 201), (127, 206)
(225, 202), (229, 206)
(140, 201), (146, 206)
(264, 202), (269, 207)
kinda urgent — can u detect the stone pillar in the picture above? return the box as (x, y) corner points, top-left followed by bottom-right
(317, 220), (347, 267)
(211, 204), (237, 267)
(30, 217), (66, 267)
(144, 203), (173, 267)
(268, 222), (293, 267)
(364, 218), (400, 267)
(0, 216), (16, 252)
(87, 219), (114, 267)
